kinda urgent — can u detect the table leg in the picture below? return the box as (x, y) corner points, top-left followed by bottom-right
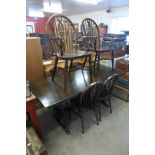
(53, 106), (70, 135)
(26, 100), (41, 139)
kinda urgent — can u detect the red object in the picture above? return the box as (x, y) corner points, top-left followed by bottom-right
(26, 100), (41, 139)
(26, 16), (48, 33)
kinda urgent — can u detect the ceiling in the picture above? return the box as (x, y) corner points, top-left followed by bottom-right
(26, 0), (129, 17)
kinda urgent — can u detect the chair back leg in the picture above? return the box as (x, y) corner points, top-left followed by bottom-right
(94, 109), (99, 125)
(81, 110), (85, 134)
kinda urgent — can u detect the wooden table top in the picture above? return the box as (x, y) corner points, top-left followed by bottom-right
(30, 65), (123, 108)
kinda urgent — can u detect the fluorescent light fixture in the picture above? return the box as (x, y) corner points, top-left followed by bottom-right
(28, 10), (44, 17)
(43, 1), (62, 13)
(75, 0), (101, 5)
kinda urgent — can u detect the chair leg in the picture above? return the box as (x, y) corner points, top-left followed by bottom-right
(68, 107), (71, 120)
(94, 109), (99, 125)
(82, 57), (87, 69)
(109, 97), (112, 113)
(111, 51), (114, 70)
(99, 104), (101, 122)
(52, 57), (58, 81)
(64, 60), (68, 86)
(81, 110), (85, 134)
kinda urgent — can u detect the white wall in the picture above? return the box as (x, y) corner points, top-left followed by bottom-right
(67, 6), (129, 33)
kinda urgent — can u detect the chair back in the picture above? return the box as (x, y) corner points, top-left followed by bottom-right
(81, 18), (100, 48)
(101, 74), (118, 98)
(39, 33), (51, 46)
(46, 14), (77, 54)
(83, 36), (97, 51)
(80, 81), (104, 109)
(39, 33), (54, 59)
(29, 33), (53, 59)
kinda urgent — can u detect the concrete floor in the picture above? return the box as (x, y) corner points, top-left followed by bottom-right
(37, 96), (129, 155)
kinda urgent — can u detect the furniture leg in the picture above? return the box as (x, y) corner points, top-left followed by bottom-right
(82, 57), (87, 69)
(26, 100), (41, 139)
(53, 106), (70, 135)
(81, 110), (85, 134)
(69, 59), (73, 72)
(97, 53), (100, 72)
(94, 109), (99, 125)
(109, 96), (112, 113)
(88, 55), (92, 82)
(111, 51), (114, 70)
(52, 57), (58, 81)
(98, 104), (101, 122)
(64, 60), (68, 86)
(94, 52), (97, 68)
(68, 107), (71, 120)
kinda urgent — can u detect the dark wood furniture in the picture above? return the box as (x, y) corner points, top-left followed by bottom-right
(71, 81), (104, 133)
(52, 50), (92, 86)
(101, 33), (127, 68)
(30, 65), (123, 135)
(46, 14), (92, 86)
(83, 36), (111, 70)
(100, 74), (118, 114)
(81, 18), (112, 69)
(81, 18), (126, 70)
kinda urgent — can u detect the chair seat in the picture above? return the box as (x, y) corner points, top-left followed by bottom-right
(43, 59), (66, 76)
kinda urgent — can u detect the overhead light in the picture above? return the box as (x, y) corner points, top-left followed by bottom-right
(28, 9), (44, 18)
(75, 0), (101, 5)
(43, 0), (62, 13)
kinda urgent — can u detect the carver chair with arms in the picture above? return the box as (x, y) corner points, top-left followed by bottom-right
(81, 18), (100, 66)
(46, 14), (90, 83)
(81, 18), (126, 70)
